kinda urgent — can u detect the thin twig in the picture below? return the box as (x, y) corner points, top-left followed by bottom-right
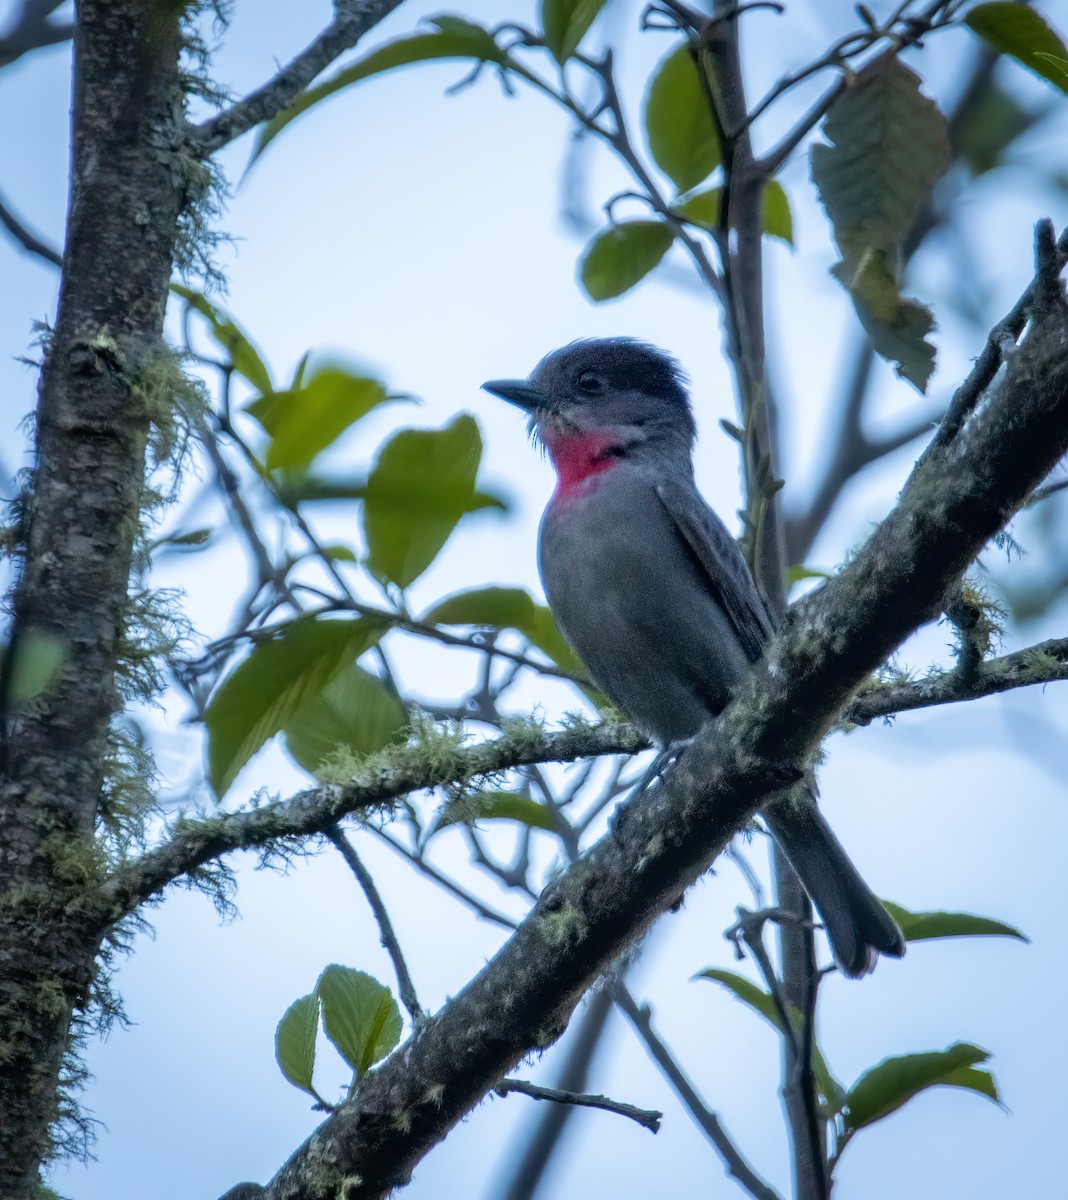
(368, 827), (520, 932)
(610, 981), (783, 1200)
(327, 826), (423, 1024)
(0, 189), (62, 267)
(923, 224), (1068, 458)
(496, 1076), (661, 1133)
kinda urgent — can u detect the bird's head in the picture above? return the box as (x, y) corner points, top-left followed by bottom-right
(483, 339), (696, 458)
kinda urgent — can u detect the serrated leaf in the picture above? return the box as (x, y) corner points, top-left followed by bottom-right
(882, 901), (1028, 943)
(844, 1043), (997, 1132)
(423, 585), (538, 629)
(170, 284), (273, 393)
(205, 616), (387, 797)
(246, 367), (395, 472)
(284, 666), (408, 780)
(317, 965), (402, 1078)
(580, 221), (674, 301)
(363, 415), (496, 588)
(275, 992), (320, 1097)
(540, 0), (608, 63)
(831, 244), (938, 389)
(1, 630), (67, 707)
(644, 44), (720, 192)
(811, 58), (950, 391)
(965, 3), (1068, 93)
(675, 180), (793, 245)
(252, 17), (511, 163)
(439, 789), (558, 831)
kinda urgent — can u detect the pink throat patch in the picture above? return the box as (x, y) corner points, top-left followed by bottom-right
(543, 429), (624, 503)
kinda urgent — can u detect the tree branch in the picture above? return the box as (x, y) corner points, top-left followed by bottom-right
(0, 0), (73, 70)
(0, 187), (63, 267)
(848, 636), (1068, 725)
(191, 0), (407, 156)
(108, 621), (1068, 938)
(99, 721), (648, 924)
(232, 226), (1068, 1200)
(494, 1076), (661, 1134)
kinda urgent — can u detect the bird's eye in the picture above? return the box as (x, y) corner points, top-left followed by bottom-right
(576, 371), (604, 393)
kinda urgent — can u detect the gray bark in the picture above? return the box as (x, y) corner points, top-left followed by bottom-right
(0, 2), (185, 1192)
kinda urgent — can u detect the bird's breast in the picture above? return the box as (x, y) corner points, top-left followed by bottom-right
(537, 471), (746, 740)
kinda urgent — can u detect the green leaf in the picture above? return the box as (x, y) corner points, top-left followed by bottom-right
(953, 80), (1044, 178)
(205, 616), (387, 797)
(811, 58), (950, 391)
(246, 367), (395, 472)
(965, 2), (1068, 93)
(540, 0), (608, 63)
(762, 180), (794, 246)
(675, 180), (793, 245)
(694, 968), (780, 1025)
(284, 666), (408, 780)
(152, 526), (214, 553)
(363, 415), (495, 588)
(844, 1043), (999, 1132)
(694, 968), (844, 1105)
(580, 221), (674, 301)
(644, 44), (720, 192)
(252, 17), (511, 163)
(170, 284), (273, 393)
(786, 564), (831, 585)
(439, 789), (558, 831)
(1, 631), (68, 707)
(526, 605), (588, 678)
(882, 901), (1028, 944)
(423, 585), (538, 629)
(320, 544), (358, 563)
(317, 965), (402, 1078)
(423, 587), (588, 679)
(275, 992), (321, 1097)
(831, 246), (938, 388)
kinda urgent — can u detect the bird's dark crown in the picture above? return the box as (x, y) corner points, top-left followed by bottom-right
(531, 338), (690, 407)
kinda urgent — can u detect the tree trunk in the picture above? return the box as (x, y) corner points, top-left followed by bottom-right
(0, 3), (185, 1192)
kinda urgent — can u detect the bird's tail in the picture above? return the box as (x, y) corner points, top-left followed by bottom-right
(764, 793), (905, 978)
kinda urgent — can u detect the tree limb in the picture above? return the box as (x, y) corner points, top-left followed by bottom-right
(191, 0), (407, 156)
(99, 721), (649, 923)
(228, 226), (1068, 1200)
(849, 636), (1068, 725)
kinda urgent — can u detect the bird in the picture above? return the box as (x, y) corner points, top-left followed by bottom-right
(483, 338), (905, 977)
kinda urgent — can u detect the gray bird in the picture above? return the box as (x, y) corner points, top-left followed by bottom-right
(484, 338), (904, 977)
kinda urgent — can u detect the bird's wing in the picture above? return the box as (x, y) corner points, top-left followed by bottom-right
(654, 478), (775, 664)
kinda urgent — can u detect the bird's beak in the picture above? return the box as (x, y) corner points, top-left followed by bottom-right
(481, 379), (546, 413)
